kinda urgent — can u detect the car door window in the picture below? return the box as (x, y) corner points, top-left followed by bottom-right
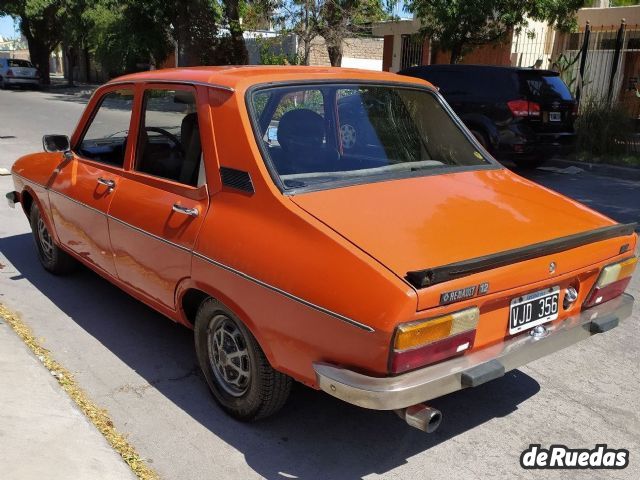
(77, 89), (134, 167)
(135, 88), (202, 187)
(253, 89), (331, 176)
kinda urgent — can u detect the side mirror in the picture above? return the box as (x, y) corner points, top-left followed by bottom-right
(43, 134), (71, 153)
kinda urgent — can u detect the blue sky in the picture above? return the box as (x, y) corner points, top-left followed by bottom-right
(0, 15), (19, 38)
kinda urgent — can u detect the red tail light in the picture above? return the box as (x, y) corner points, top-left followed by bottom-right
(507, 99), (541, 118)
(390, 307), (479, 374)
(6, 69), (14, 77)
(583, 257), (637, 309)
(571, 102), (579, 117)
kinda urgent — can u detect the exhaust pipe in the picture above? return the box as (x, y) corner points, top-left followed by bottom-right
(395, 404), (442, 433)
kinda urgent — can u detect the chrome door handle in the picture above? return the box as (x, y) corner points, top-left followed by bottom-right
(172, 204), (199, 217)
(97, 177), (116, 189)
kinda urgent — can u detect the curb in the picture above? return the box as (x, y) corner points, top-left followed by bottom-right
(545, 158), (640, 181)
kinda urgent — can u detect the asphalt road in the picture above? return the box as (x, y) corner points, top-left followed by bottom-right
(1, 87), (639, 480)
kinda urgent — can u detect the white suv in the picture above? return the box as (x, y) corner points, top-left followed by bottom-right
(0, 58), (41, 89)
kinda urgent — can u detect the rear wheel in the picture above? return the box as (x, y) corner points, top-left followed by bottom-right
(29, 203), (77, 274)
(194, 298), (291, 420)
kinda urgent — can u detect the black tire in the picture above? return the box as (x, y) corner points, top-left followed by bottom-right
(29, 203), (77, 274)
(194, 297), (291, 421)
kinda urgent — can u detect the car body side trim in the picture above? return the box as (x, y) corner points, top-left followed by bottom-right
(406, 223), (638, 288)
(13, 173), (374, 332)
(192, 252), (375, 332)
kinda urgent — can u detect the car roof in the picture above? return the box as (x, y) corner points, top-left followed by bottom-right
(401, 64), (559, 76)
(111, 66), (433, 93)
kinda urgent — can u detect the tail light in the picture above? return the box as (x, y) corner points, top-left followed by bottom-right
(572, 102), (579, 117)
(35, 69), (41, 78)
(507, 99), (541, 118)
(390, 307), (479, 374)
(6, 69), (14, 77)
(583, 257), (637, 309)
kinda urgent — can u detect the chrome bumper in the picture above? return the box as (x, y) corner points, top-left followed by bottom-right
(314, 293), (634, 410)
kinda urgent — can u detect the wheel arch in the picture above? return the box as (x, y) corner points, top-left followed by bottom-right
(176, 281), (279, 369)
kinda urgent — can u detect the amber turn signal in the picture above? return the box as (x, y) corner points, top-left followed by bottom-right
(394, 307), (479, 351)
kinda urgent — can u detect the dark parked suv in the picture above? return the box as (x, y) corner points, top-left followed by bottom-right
(399, 65), (577, 167)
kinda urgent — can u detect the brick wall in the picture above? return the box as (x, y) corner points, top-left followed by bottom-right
(303, 36), (383, 66)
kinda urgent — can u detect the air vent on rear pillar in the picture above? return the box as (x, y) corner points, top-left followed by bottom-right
(220, 167), (254, 193)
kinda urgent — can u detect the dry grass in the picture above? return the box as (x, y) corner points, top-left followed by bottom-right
(0, 304), (159, 480)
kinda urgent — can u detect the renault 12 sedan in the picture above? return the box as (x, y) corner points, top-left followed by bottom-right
(6, 67), (637, 433)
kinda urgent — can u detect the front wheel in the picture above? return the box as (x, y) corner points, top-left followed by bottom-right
(194, 298), (291, 420)
(29, 203), (77, 274)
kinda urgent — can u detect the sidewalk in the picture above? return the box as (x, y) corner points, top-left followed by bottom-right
(0, 319), (136, 480)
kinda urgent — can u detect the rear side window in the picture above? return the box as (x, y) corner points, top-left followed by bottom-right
(520, 73), (573, 101)
(135, 88), (202, 187)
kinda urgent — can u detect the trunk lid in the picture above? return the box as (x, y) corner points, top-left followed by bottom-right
(291, 169), (624, 310)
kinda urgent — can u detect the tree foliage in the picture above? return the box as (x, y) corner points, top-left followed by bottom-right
(0, 0), (67, 83)
(408, 0), (585, 64)
(276, 0), (388, 66)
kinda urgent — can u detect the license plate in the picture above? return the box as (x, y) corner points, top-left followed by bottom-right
(509, 286), (559, 335)
(549, 112), (561, 122)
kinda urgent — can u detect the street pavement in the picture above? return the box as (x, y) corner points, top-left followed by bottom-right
(1, 87), (639, 480)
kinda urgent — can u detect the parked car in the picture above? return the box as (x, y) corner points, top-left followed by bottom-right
(399, 64), (578, 167)
(0, 58), (41, 89)
(6, 67), (636, 432)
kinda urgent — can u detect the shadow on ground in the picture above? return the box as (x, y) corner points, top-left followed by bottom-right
(0, 232), (540, 480)
(2, 85), (96, 105)
(514, 163), (640, 228)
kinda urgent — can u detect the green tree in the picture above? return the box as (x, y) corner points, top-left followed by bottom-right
(276, 0), (388, 67)
(0, 0), (66, 84)
(408, 0), (585, 64)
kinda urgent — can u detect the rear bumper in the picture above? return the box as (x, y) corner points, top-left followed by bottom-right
(4, 77), (40, 86)
(314, 293), (634, 410)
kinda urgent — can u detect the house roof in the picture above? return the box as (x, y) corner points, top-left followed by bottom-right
(112, 65), (431, 92)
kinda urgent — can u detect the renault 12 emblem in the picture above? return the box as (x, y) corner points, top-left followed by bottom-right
(440, 282), (490, 305)
(549, 262), (556, 274)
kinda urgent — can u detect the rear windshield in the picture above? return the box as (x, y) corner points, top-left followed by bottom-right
(519, 73), (573, 101)
(248, 83), (493, 192)
(8, 59), (34, 68)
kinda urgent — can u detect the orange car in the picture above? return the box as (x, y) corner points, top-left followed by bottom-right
(6, 67), (637, 432)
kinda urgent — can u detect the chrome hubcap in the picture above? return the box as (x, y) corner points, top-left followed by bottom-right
(207, 315), (250, 396)
(37, 216), (54, 262)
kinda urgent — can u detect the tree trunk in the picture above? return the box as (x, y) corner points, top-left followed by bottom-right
(27, 39), (52, 85)
(327, 43), (342, 67)
(449, 44), (463, 64)
(224, 0), (249, 64)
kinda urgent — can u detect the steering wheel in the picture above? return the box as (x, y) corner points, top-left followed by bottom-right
(145, 126), (182, 152)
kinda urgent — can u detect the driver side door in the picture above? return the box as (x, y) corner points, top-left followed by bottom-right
(48, 86), (135, 277)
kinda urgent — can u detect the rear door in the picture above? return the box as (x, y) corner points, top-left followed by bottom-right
(107, 83), (209, 310)
(49, 86), (135, 277)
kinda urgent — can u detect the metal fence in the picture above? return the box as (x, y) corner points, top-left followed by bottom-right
(400, 34), (424, 70)
(515, 21), (640, 121)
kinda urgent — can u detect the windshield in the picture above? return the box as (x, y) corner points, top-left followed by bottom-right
(249, 83), (492, 192)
